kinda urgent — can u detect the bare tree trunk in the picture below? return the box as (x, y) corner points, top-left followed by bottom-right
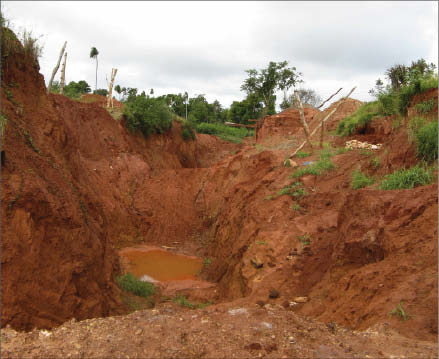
(47, 41), (67, 94)
(317, 87), (343, 109)
(95, 56), (98, 91)
(290, 87), (356, 158)
(59, 52), (67, 95)
(294, 90), (313, 152)
(107, 68), (118, 108)
(320, 120), (324, 148)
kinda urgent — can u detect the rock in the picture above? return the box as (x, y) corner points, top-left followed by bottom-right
(251, 257), (263, 269)
(293, 296), (308, 303)
(228, 308), (248, 316)
(261, 321), (273, 329)
(269, 289), (280, 299)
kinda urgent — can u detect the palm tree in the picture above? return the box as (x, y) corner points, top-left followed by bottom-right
(89, 47), (99, 91)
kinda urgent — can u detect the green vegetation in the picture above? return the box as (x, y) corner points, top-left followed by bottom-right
(389, 301), (410, 322)
(359, 149), (373, 157)
(336, 101), (379, 136)
(291, 149), (335, 178)
(338, 59), (437, 137)
(371, 157), (380, 169)
(172, 295), (211, 309)
(276, 181), (307, 199)
(116, 273), (155, 298)
(351, 170), (375, 189)
(335, 147), (351, 155)
(123, 94), (173, 137)
(291, 203), (301, 211)
(415, 121), (438, 162)
(241, 60), (302, 115)
(380, 166), (433, 190)
(89, 47), (99, 91)
(181, 121), (196, 141)
(195, 122), (253, 143)
(415, 99), (435, 114)
(202, 257), (212, 267)
(296, 151), (312, 158)
(298, 234), (311, 247)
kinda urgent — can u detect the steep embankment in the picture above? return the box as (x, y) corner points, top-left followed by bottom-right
(1, 31), (238, 331)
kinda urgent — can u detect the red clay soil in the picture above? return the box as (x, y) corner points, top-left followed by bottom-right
(1, 29), (437, 358)
(79, 93), (124, 109)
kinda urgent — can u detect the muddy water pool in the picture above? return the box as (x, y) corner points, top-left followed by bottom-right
(119, 247), (203, 282)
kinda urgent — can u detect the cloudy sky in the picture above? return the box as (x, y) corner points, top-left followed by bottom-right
(2, 1), (438, 108)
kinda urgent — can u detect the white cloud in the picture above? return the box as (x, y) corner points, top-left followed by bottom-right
(2, 1), (437, 107)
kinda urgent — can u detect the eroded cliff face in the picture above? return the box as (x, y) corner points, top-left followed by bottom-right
(0, 30), (237, 331)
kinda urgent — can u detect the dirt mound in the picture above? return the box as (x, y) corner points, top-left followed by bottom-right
(313, 97), (363, 131)
(256, 107), (320, 144)
(79, 93), (124, 109)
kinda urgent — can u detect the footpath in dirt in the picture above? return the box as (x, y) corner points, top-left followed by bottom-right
(1, 28), (437, 358)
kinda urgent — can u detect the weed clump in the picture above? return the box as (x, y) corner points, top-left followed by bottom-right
(291, 149), (335, 178)
(380, 166), (433, 190)
(415, 121), (438, 163)
(351, 170), (375, 189)
(116, 273), (155, 298)
(181, 121), (196, 141)
(195, 122), (253, 143)
(336, 102), (380, 136)
(389, 301), (411, 322)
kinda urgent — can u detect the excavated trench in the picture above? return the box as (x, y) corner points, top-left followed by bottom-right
(1, 32), (437, 345)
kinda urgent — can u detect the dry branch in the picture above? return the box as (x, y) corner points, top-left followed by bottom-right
(294, 90), (313, 152)
(59, 52), (67, 95)
(290, 87), (356, 158)
(47, 41), (67, 94)
(106, 68), (118, 108)
(317, 87), (343, 109)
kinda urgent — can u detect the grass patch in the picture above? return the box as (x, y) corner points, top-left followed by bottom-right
(202, 257), (212, 267)
(415, 121), (438, 163)
(359, 149), (373, 157)
(336, 101), (380, 136)
(298, 234), (311, 247)
(116, 272), (155, 298)
(398, 76), (438, 116)
(335, 147), (351, 155)
(380, 166), (433, 190)
(195, 122), (252, 144)
(415, 99), (435, 114)
(351, 170), (375, 189)
(296, 151), (312, 158)
(172, 295), (211, 309)
(371, 157), (380, 170)
(389, 301), (411, 322)
(276, 181), (307, 199)
(291, 203), (301, 211)
(291, 150), (335, 178)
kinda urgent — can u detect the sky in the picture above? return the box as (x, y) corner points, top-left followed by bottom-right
(2, 1), (438, 109)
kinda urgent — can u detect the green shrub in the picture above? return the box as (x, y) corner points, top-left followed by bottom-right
(21, 29), (43, 64)
(415, 121), (438, 162)
(377, 91), (398, 116)
(351, 170), (375, 189)
(415, 99), (435, 114)
(116, 273), (155, 298)
(371, 157), (380, 169)
(296, 151), (312, 158)
(380, 166), (433, 190)
(398, 76), (438, 115)
(181, 121), (195, 141)
(291, 150), (335, 178)
(336, 102), (380, 136)
(195, 122), (252, 143)
(123, 95), (173, 137)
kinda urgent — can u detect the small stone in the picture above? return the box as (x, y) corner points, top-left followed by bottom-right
(269, 289), (280, 299)
(135, 329), (142, 335)
(251, 257), (263, 269)
(289, 336), (295, 344)
(293, 296), (308, 303)
(261, 322), (273, 329)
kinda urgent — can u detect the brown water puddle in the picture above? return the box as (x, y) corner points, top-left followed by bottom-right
(119, 246), (203, 282)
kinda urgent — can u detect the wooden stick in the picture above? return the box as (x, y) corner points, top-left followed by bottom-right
(317, 87), (343, 109)
(59, 52), (67, 95)
(290, 87), (356, 158)
(294, 90), (313, 153)
(47, 41), (67, 94)
(106, 68), (118, 108)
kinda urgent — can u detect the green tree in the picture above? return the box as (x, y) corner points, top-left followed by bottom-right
(114, 84), (122, 100)
(240, 61), (301, 115)
(93, 88), (108, 96)
(63, 80), (91, 99)
(282, 88), (322, 110)
(89, 47), (99, 91)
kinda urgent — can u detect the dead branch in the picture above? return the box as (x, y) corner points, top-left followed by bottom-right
(106, 68), (118, 108)
(59, 52), (67, 95)
(317, 87), (343, 109)
(294, 90), (313, 152)
(47, 41), (67, 94)
(290, 87), (356, 158)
